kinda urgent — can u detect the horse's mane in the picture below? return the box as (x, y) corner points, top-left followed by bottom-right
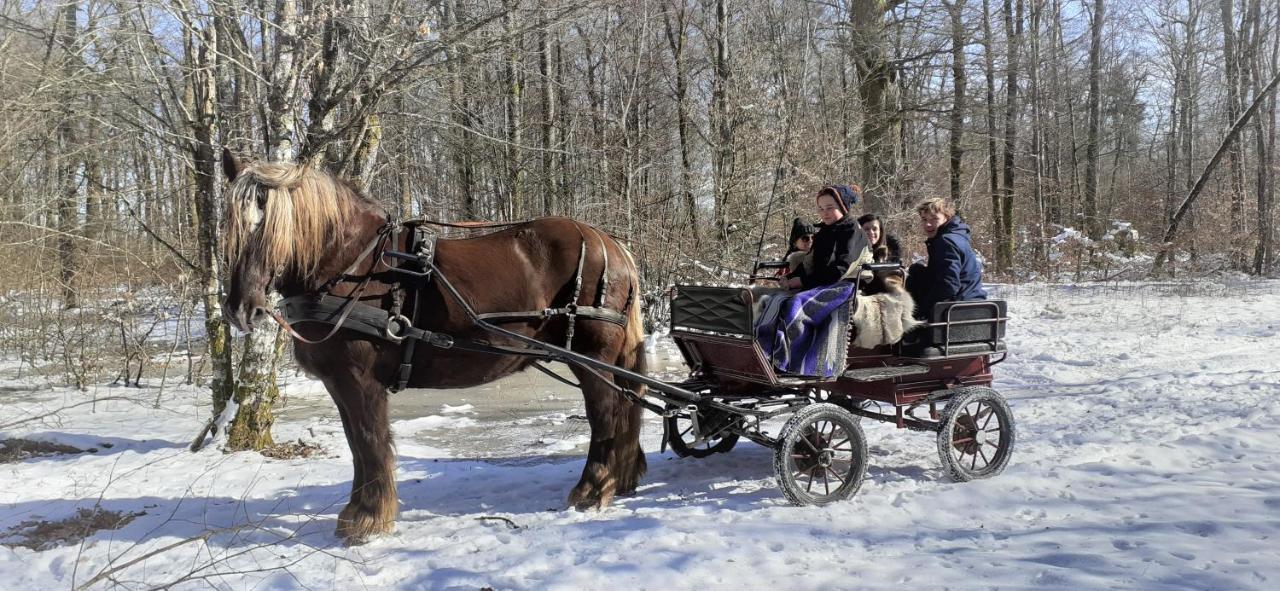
(225, 162), (371, 276)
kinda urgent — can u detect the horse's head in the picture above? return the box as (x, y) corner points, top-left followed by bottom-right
(221, 149), (352, 333)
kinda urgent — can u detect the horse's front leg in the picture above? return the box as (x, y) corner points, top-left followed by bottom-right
(323, 372), (397, 545)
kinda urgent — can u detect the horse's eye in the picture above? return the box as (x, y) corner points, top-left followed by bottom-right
(256, 193), (268, 208)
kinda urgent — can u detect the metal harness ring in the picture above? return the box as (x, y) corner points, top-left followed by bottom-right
(385, 314), (413, 342)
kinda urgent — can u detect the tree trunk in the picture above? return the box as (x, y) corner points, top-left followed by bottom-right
(1221, 0), (1247, 269)
(56, 1), (79, 309)
(188, 22), (235, 450)
(850, 0), (901, 213)
(1255, 0), (1277, 274)
(982, 0), (1001, 259)
(999, 0), (1022, 270)
(711, 0), (734, 240)
(445, 0), (479, 218)
(227, 0), (304, 452)
(948, 0), (968, 208)
(1083, 0), (1103, 240)
(503, 0), (525, 220)
(663, 2), (699, 238)
(538, 4), (557, 216)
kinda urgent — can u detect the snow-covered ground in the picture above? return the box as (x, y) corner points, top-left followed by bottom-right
(2, 281), (1279, 590)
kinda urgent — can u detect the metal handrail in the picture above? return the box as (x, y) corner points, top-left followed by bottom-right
(937, 301), (1006, 357)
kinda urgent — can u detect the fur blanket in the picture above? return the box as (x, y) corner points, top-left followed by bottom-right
(850, 290), (922, 349)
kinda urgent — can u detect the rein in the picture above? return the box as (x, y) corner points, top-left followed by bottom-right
(268, 223), (394, 345)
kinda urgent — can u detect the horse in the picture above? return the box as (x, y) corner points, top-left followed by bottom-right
(219, 150), (648, 544)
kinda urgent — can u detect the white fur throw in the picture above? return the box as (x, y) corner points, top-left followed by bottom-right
(850, 290), (922, 349)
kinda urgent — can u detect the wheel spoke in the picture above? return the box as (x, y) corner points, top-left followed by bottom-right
(822, 470), (831, 496)
(798, 431), (821, 455)
(826, 464), (847, 486)
(970, 449), (979, 470)
(978, 405), (996, 430)
(825, 421), (839, 443)
(806, 469), (816, 492)
(977, 446), (990, 467)
(679, 425), (693, 438)
(985, 440), (1000, 449)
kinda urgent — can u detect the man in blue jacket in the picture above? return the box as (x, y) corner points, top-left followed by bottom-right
(905, 197), (988, 319)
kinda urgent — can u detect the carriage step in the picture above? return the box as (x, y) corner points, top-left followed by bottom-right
(840, 364), (930, 382)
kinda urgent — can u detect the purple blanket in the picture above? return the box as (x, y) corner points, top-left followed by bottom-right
(754, 282), (856, 377)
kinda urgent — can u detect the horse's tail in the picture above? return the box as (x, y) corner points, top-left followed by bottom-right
(620, 244), (648, 382)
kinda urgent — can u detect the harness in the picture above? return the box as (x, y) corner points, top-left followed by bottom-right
(271, 219), (630, 393)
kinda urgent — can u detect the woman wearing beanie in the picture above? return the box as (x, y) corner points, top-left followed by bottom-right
(785, 184), (872, 290)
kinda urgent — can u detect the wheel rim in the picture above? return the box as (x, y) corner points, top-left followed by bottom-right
(948, 399), (1006, 474)
(788, 419), (858, 499)
(675, 416), (731, 451)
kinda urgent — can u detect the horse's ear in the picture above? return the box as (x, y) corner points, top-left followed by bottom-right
(222, 148), (243, 182)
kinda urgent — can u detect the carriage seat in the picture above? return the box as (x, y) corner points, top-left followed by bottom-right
(670, 285), (758, 337)
(899, 300), (1007, 358)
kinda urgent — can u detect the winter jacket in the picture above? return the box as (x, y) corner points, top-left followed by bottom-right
(905, 216), (987, 318)
(789, 216), (871, 289)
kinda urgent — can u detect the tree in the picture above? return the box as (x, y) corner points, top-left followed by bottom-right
(849, 0), (904, 214)
(947, 0), (968, 207)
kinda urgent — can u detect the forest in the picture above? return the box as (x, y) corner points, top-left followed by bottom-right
(1, 0), (1277, 447)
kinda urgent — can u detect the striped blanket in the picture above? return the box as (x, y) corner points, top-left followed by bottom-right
(753, 282), (856, 378)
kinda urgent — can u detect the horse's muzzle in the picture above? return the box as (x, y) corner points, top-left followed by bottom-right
(224, 299), (269, 334)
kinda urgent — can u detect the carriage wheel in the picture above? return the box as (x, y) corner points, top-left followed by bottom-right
(665, 411), (740, 458)
(936, 387), (1015, 482)
(773, 403), (868, 506)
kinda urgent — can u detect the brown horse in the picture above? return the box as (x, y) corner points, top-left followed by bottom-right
(220, 151), (648, 544)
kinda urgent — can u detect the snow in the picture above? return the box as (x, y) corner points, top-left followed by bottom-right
(2, 280), (1279, 589)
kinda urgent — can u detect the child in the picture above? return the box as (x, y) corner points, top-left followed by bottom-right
(782, 217), (816, 275)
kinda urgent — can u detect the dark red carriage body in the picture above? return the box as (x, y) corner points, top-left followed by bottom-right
(669, 285), (1007, 424)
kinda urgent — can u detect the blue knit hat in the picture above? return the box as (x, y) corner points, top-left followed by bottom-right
(817, 184), (861, 216)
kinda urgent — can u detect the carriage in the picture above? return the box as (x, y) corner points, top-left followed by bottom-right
(657, 266), (1013, 505)
(221, 155), (1013, 542)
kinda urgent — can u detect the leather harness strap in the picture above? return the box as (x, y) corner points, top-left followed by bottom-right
(271, 218), (629, 393)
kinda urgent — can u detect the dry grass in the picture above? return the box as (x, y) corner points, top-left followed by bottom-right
(0, 507), (141, 551)
(259, 439), (327, 459)
(0, 438), (88, 463)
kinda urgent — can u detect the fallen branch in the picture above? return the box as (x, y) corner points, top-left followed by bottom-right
(1152, 68), (1280, 274)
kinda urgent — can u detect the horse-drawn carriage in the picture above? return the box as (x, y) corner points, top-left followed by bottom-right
(661, 275), (1013, 504)
(219, 154), (1014, 543)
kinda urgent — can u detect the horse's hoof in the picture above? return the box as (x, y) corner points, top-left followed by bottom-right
(568, 488), (615, 511)
(336, 506), (394, 544)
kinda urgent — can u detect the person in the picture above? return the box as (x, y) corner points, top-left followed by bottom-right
(905, 197), (988, 319)
(782, 217), (816, 275)
(785, 185), (871, 290)
(857, 213), (903, 263)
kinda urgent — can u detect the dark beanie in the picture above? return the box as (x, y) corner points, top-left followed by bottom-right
(788, 217), (816, 244)
(817, 184), (861, 216)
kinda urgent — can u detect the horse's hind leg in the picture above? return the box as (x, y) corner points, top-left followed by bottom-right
(323, 373), (397, 544)
(568, 368), (625, 509)
(567, 355), (647, 508)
